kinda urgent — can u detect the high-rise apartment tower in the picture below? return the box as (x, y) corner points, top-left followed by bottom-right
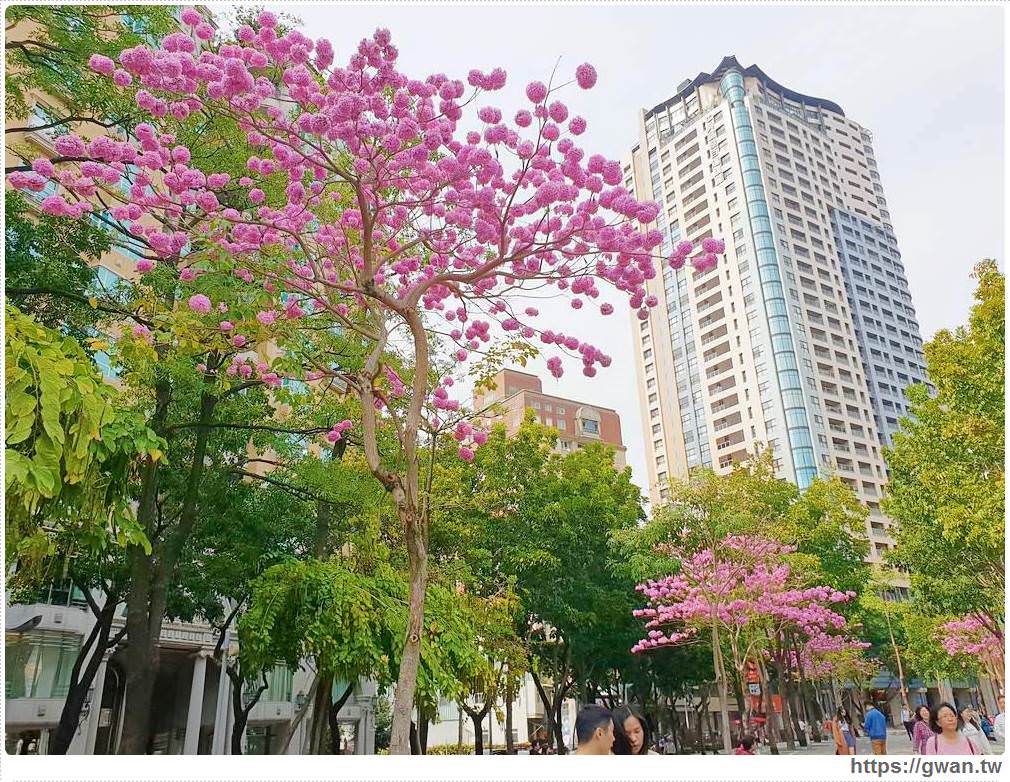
(625, 57), (928, 561)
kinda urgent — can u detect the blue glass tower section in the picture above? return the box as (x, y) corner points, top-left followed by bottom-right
(720, 69), (817, 489)
(831, 209), (929, 447)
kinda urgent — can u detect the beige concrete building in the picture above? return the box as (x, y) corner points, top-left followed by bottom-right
(474, 368), (627, 469)
(624, 57), (928, 562)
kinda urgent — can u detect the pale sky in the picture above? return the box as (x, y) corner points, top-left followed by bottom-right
(264, 2), (1004, 494)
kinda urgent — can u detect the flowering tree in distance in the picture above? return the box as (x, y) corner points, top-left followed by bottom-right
(940, 615), (1005, 690)
(632, 535), (864, 750)
(9, 9), (725, 751)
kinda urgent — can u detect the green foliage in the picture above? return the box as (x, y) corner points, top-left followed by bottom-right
(434, 412), (646, 702)
(239, 555), (505, 708)
(425, 743), (474, 755)
(5, 305), (161, 570)
(4, 190), (110, 341)
(641, 451), (868, 595)
(902, 613), (976, 681)
(239, 558), (404, 689)
(5, 5), (177, 127)
(885, 260), (1004, 624)
(782, 477), (870, 595)
(373, 695), (392, 752)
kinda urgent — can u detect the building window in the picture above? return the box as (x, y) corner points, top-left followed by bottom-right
(557, 419), (566, 430)
(244, 725), (276, 755)
(5, 632), (81, 699)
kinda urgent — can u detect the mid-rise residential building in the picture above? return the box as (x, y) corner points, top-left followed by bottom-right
(624, 56), (928, 561)
(473, 368), (627, 468)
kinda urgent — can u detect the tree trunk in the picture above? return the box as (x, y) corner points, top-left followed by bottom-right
(117, 458), (163, 755)
(327, 683), (354, 754)
(228, 667), (268, 755)
(50, 596), (120, 754)
(505, 689), (515, 754)
(710, 623), (733, 753)
(231, 710), (249, 754)
(309, 672), (332, 754)
(530, 670), (560, 752)
(696, 694), (707, 754)
(758, 657), (780, 755)
(471, 711), (484, 755)
(418, 707), (430, 754)
(118, 388), (216, 754)
(408, 721), (420, 755)
(884, 608), (911, 712)
(118, 605), (158, 755)
(771, 655), (796, 750)
(389, 511), (428, 755)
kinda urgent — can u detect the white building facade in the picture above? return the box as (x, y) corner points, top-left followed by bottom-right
(423, 677), (578, 751)
(5, 584), (375, 755)
(626, 56), (929, 561)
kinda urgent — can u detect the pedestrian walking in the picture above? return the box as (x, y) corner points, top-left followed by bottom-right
(734, 735), (756, 755)
(901, 705), (915, 740)
(573, 704), (615, 756)
(832, 707), (858, 756)
(979, 712), (994, 741)
(922, 703), (979, 755)
(993, 695), (1005, 742)
(612, 704), (659, 755)
(912, 705), (935, 755)
(959, 705), (993, 755)
(862, 700), (888, 755)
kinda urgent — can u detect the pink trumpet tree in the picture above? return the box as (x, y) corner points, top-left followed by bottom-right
(8, 9), (725, 752)
(633, 536), (864, 724)
(941, 616), (1005, 690)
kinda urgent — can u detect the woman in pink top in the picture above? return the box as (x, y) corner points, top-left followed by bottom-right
(922, 703), (979, 755)
(912, 705), (935, 754)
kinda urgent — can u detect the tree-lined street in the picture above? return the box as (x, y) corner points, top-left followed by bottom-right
(4, 5), (1004, 757)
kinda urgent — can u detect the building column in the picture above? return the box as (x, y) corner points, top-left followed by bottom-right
(84, 653), (111, 754)
(183, 651), (210, 755)
(210, 656), (232, 755)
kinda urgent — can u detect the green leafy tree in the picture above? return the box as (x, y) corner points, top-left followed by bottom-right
(437, 415), (644, 753)
(781, 477), (870, 595)
(4, 305), (164, 754)
(886, 260), (1004, 640)
(4, 190), (112, 341)
(5, 304), (159, 564)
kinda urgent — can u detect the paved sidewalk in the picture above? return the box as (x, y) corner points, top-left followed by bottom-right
(762, 727), (1005, 756)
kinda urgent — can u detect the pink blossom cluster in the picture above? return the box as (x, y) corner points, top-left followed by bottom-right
(940, 615), (1004, 669)
(631, 535), (859, 657)
(7, 21), (727, 462)
(326, 419), (354, 443)
(452, 418), (488, 462)
(224, 354), (281, 387)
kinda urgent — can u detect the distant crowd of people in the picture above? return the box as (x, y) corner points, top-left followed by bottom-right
(831, 694), (1005, 756)
(564, 693), (1005, 756)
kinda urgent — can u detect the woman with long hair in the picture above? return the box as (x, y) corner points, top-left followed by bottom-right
(612, 705), (658, 755)
(923, 703), (979, 755)
(832, 706), (858, 755)
(959, 705), (993, 755)
(912, 704), (935, 755)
